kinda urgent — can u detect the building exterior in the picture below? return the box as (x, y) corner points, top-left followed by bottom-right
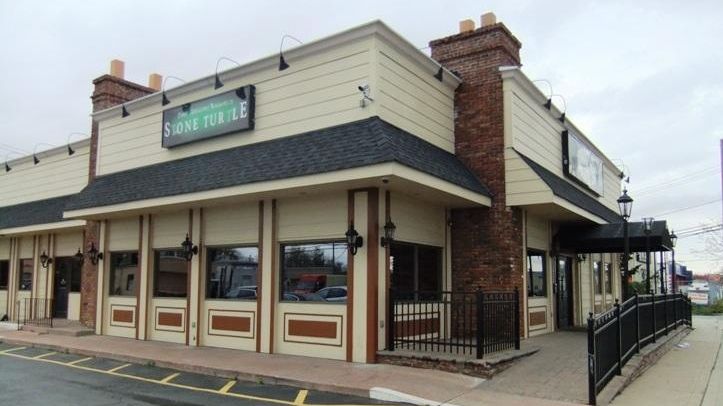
(2, 13), (639, 362)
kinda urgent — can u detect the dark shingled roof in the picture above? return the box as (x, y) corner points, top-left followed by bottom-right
(0, 195), (75, 230)
(516, 151), (621, 223)
(66, 117), (489, 210)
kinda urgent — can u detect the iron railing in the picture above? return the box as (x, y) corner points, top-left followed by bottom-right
(387, 288), (520, 359)
(15, 298), (54, 330)
(587, 293), (692, 405)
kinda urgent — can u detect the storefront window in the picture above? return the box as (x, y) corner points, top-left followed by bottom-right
(55, 257), (82, 293)
(206, 246), (259, 300)
(280, 242), (348, 303)
(604, 262), (612, 294)
(390, 242), (443, 299)
(594, 261), (602, 294)
(109, 252), (139, 296)
(18, 259), (33, 291)
(153, 250), (187, 298)
(527, 250), (546, 297)
(0, 260), (8, 289)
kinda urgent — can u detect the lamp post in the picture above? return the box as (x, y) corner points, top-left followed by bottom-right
(642, 217), (655, 294)
(670, 230), (678, 293)
(618, 190), (633, 299)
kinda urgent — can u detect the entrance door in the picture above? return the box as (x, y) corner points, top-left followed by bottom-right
(53, 258), (79, 318)
(556, 256), (573, 329)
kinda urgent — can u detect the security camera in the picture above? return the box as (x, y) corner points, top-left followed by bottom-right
(381, 177), (389, 184)
(358, 84), (373, 108)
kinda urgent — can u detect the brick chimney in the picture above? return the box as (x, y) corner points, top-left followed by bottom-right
(430, 13), (525, 333)
(80, 60), (155, 329)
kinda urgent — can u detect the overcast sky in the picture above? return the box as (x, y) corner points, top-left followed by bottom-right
(1, 0), (721, 274)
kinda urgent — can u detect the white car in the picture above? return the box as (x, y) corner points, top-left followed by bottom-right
(314, 286), (347, 302)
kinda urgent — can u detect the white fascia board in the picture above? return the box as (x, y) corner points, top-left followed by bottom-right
(0, 219), (87, 236)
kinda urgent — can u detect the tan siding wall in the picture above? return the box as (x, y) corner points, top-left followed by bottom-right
(0, 144), (89, 207)
(55, 232), (83, 257)
(503, 77), (620, 214)
(19, 237), (34, 258)
(0, 238), (9, 260)
(152, 212), (189, 248)
(109, 218), (140, 251)
(526, 214), (549, 251)
(390, 192), (445, 247)
(375, 40), (455, 152)
(97, 39), (374, 176)
(203, 203), (258, 246)
(277, 193), (347, 242)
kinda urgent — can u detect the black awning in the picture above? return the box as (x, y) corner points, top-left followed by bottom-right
(556, 221), (672, 253)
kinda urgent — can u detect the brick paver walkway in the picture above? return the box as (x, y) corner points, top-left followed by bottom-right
(479, 330), (588, 404)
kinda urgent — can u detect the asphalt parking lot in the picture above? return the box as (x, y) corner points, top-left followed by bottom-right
(0, 342), (402, 406)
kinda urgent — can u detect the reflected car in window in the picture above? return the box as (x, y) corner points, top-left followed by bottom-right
(314, 286), (347, 302)
(225, 285), (257, 300)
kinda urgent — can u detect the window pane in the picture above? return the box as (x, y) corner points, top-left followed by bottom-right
(154, 250), (187, 298)
(417, 245), (442, 295)
(0, 260), (8, 289)
(604, 262), (612, 294)
(110, 252), (139, 296)
(280, 242), (347, 303)
(390, 243), (415, 295)
(527, 251), (546, 297)
(54, 257), (82, 293)
(594, 261), (602, 294)
(206, 247), (259, 300)
(19, 259), (33, 291)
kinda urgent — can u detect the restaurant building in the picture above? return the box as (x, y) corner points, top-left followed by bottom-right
(1, 13), (649, 362)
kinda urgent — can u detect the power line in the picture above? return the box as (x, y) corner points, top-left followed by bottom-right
(678, 226), (723, 239)
(636, 170), (720, 197)
(635, 167), (718, 193)
(652, 199), (722, 217)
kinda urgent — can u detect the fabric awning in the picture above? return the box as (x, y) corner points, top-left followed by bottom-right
(556, 220), (673, 253)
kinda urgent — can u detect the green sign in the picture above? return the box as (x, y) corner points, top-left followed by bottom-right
(162, 85), (255, 148)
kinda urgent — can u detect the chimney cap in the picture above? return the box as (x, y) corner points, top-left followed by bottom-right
(110, 59), (125, 79)
(481, 12), (497, 27)
(459, 19), (475, 33)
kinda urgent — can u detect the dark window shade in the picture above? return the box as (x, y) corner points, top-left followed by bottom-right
(0, 260), (8, 289)
(390, 242), (443, 300)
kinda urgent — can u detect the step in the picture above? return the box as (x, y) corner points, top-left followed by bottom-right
(21, 324), (94, 337)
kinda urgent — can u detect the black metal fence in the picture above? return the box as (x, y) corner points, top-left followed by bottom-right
(387, 288), (520, 359)
(15, 298), (54, 330)
(587, 293), (692, 405)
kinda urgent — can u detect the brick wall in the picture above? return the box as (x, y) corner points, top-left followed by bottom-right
(430, 23), (525, 333)
(79, 74), (153, 328)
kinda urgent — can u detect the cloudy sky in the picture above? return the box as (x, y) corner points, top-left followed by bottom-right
(1, 0), (721, 274)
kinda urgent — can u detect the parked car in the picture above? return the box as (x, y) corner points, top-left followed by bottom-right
(314, 286), (347, 302)
(224, 285), (257, 300)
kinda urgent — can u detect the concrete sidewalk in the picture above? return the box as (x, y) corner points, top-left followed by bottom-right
(0, 329), (579, 406)
(611, 315), (723, 406)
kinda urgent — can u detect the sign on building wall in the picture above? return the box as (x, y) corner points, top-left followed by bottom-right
(162, 85), (255, 148)
(688, 290), (709, 305)
(562, 130), (604, 195)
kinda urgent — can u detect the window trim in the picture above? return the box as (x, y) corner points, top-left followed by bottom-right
(279, 239), (349, 305)
(0, 259), (9, 290)
(526, 249), (547, 297)
(152, 248), (189, 298)
(108, 251), (140, 298)
(18, 258), (33, 291)
(205, 244), (260, 301)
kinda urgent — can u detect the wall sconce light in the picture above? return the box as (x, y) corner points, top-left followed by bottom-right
(380, 219), (397, 247)
(576, 253), (586, 262)
(122, 104), (130, 118)
(74, 248), (85, 264)
(358, 84), (374, 108)
(549, 94), (567, 123)
(39, 251), (53, 268)
(345, 223), (364, 255)
(32, 143), (56, 166)
(161, 76), (186, 106)
(66, 132), (88, 156)
(3, 152), (23, 172)
(434, 66), (444, 82)
(4, 162), (10, 172)
(214, 57), (242, 89)
(181, 233), (198, 261)
(278, 34), (303, 71)
(87, 242), (103, 265)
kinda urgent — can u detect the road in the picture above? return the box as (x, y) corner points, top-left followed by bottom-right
(0, 343), (401, 406)
(611, 314), (723, 406)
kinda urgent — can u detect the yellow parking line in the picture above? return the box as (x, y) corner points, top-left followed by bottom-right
(1, 346), (26, 353)
(67, 356), (93, 365)
(107, 363), (131, 373)
(219, 379), (236, 394)
(160, 372), (180, 383)
(33, 351), (56, 359)
(294, 389), (309, 405)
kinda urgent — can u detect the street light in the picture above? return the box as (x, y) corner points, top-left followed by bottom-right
(642, 217), (655, 294)
(670, 230), (678, 293)
(617, 189), (633, 299)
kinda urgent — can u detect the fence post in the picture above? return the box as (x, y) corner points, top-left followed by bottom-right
(663, 292), (668, 336)
(651, 293), (657, 343)
(587, 312), (597, 406)
(635, 293), (640, 353)
(388, 288), (395, 351)
(50, 299), (54, 328)
(514, 287), (520, 350)
(476, 290), (484, 359)
(673, 293), (678, 328)
(615, 299), (622, 375)
(16, 300), (20, 331)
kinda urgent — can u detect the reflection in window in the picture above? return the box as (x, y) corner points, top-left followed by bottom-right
(594, 261), (602, 294)
(390, 242), (443, 300)
(0, 260), (8, 289)
(206, 247), (259, 300)
(153, 250), (187, 298)
(109, 252), (139, 296)
(604, 262), (612, 294)
(280, 242), (347, 303)
(527, 251), (546, 297)
(18, 259), (33, 291)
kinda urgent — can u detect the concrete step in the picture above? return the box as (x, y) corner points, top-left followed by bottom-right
(20, 324), (94, 337)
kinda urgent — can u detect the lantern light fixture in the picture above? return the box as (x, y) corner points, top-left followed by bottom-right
(617, 189), (633, 221)
(278, 34), (303, 71)
(642, 217), (655, 234)
(380, 219), (397, 247)
(39, 251), (53, 268)
(345, 223), (364, 255)
(576, 253), (587, 262)
(87, 242), (103, 265)
(181, 233), (198, 261)
(74, 248), (85, 264)
(670, 230), (677, 248)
